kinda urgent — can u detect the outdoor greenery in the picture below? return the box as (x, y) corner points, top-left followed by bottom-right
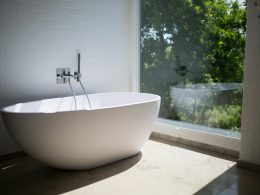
(140, 0), (246, 131)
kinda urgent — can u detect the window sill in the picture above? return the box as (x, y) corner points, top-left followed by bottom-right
(153, 118), (240, 153)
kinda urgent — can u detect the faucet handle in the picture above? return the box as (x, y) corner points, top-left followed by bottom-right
(56, 68), (70, 84)
(75, 72), (81, 81)
(57, 73), (61, 77)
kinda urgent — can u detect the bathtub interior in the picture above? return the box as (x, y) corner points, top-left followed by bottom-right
(2, 92), (160, 113)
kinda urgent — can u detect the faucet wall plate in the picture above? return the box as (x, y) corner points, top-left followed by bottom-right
(56, 68), (70, 84)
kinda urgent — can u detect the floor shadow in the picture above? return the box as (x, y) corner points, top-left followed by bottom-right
(194, 164), (260, 195)
(0, 152), (142, 195)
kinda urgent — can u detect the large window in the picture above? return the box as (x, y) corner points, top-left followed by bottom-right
(140, 0), (246, 136)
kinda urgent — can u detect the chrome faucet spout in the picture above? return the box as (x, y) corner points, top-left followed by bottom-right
(78, 78), (92, 109)
(68, 77), (77, 110)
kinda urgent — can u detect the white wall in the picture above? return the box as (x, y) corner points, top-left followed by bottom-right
(0, 0), (138, 155)
(240, 1), (260, 165)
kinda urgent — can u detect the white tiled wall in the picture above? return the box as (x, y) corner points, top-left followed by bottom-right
(0, 0), (137, 154)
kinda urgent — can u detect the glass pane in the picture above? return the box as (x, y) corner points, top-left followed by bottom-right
(140, 0), (246, 135)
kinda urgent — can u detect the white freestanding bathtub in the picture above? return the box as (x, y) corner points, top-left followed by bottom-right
(1, 92), (160, 170)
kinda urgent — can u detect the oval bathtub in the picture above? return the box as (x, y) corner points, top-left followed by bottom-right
(1, 92), (160, 170)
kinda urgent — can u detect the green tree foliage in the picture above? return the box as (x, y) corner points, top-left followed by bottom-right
(140, 0), (246, 130)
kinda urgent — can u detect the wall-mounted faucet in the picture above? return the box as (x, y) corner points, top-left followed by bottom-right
(56, 53), (81, 84)
(56, 53), (92, 109)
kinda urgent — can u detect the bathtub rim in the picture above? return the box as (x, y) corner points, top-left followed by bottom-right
(0, 92), (161, 114)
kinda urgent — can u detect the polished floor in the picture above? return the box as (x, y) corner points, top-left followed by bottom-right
(1, 139), (260, 195)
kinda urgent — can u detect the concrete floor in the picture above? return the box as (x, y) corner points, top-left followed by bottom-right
(1, 139), (260, 195)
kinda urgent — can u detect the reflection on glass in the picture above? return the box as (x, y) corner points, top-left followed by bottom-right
(140, 0), (246, 132)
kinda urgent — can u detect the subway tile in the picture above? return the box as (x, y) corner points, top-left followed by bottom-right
(0, 0), (131, 108)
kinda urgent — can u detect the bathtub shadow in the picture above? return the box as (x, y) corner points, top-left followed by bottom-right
(0, 152), (142, 195)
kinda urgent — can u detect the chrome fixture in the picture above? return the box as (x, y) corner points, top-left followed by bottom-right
(56, 53), (92, 109)
(68, 77), (77, 110)
(56, 68), (70, 84)
(56, 68), (80, 83)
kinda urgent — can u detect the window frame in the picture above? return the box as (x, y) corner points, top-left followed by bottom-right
(134, 0), (241, 152)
